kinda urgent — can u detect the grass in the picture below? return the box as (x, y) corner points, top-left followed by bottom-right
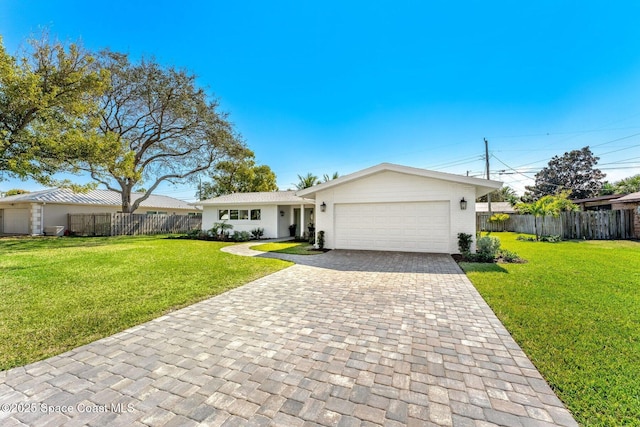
(250, 241), (323, 255)
(461, 232), (640, 426)
(0, 235), (291, 371)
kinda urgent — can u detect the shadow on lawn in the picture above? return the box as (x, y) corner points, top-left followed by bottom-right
(459, 262), (509, 274)
(0, 236), (156, 252)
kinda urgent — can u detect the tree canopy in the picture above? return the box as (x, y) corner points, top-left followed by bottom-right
(76, 51), (244, 212)
(322, 172), (339, 182)
(476, 186), (518, 204)
(0, 35), (108, 185)
(198, 148), (277, 199)
(524, 146), (605, 201)
(295, 173), (319, 190)
(516, 191), (578, 239)
(612, 174), (640, 195)
(2, 189), (30, 197)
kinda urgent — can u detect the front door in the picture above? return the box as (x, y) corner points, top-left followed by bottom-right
(293, 208), (300, 236)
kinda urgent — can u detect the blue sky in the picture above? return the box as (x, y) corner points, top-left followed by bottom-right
(2, 1), (640, 200)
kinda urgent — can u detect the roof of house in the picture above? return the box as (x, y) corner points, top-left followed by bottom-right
(0, 188), (198, 211)
(296, 163), (503, 198)
(572, 194), (623, 204)
(195, 191), (314, 206)
(475, 202), (516, 213)
(613, 191), (640, 203)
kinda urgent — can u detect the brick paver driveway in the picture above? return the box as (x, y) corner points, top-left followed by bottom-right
(0, 248), (577, 427)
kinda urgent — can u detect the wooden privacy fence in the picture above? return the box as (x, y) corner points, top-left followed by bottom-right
(68, 213), (202, 236)
(477, 210), (634, 240)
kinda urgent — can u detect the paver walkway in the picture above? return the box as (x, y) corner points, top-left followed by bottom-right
(0, 244), (578, 426)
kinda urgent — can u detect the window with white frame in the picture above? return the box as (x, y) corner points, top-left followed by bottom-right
(218, 208), (261, 221)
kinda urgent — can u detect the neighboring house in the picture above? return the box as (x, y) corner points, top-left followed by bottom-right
(0, 188), (200, 235)
(611, 191), (640, 238)
(475, 202), (516, 214)
(197, 163), (502, 253)
(571, 194), (623, 211)
(196, 191), (315, 239)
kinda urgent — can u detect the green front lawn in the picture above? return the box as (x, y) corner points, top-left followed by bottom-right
(461, 233), (640, 426)
(0, 236), (291, 371)
(250, 241), (323, 255)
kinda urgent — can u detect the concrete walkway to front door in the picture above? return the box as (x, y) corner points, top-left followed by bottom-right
(0, 246), (578, 426)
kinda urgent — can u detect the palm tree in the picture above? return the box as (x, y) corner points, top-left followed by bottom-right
(516, 191), (577, 240)
(295, 173), (319, 190)
(322, 172), (339, 183)
(477, 185), (518, 204)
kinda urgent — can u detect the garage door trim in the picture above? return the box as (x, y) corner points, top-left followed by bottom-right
(333, 201), (451, 253)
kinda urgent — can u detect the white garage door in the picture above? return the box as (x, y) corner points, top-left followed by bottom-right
(334, 202), (451, 253)
(3, 209), (29, 234)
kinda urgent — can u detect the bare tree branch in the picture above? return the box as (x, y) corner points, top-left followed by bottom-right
(79, 52), (245, 212)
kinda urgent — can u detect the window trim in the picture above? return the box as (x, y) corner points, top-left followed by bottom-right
(218, 208), (262, 221)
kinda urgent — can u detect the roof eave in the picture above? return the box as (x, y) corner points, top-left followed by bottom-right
(297, 163), (503, 197)
(194, 199), (314, 206)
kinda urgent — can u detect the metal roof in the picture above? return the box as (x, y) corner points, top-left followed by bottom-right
(0, 188), (198, 211)
(195, 191), (313, 206)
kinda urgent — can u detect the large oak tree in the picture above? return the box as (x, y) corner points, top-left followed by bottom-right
(0, 35), (108, 185)
(81, 52), (244, 212)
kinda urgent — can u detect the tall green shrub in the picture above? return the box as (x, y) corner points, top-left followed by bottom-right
(457, 233), (473, 254)
(317, 231), (325, 250)
(476, 236), (501, 262)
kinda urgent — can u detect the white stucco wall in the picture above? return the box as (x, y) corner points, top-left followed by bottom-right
(202, 205), (279, 238)
(313, 170), (477, 253)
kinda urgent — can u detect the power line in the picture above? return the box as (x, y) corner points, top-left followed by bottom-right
(495, 131), (640, 171)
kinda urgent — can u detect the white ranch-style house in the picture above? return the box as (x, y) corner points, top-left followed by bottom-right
(197, 163), (502, 254)
(197, 191), (314, 239)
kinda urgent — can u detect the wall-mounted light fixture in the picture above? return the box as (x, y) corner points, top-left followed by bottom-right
(280, 210), (285, 217)
(320, 202), (327, 212)
(460, 198), (467, 210)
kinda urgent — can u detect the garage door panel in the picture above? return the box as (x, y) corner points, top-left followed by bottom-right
(334, 202), (450, 253)
(3, 209), (29, 234)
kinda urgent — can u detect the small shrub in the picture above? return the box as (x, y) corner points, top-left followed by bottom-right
(317, 231), (325, 250)
(488, 213), (510, 231)
(498, 249), (522, 263)
(462, 253), (482, 262)
(250, 227), (264, 239)
(211, 221), (233, 240)
(457, 232), (473, 254)
(232, 231), (251, 242)
(540, 235), (562, 243)
(476, 236), (501, 262)
(516, 235), (536, 242)
(489, 213), (510, 223)
(186, 229), (201, 238)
